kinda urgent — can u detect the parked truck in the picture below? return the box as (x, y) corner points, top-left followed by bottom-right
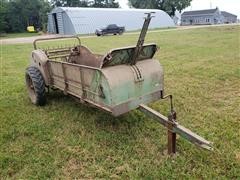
(95, 24), (125, 36)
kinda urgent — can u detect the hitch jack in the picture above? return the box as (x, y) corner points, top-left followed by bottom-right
(138, 95), (213, 154)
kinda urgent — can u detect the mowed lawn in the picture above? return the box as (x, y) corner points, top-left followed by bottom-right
(0, 25), (239, 179)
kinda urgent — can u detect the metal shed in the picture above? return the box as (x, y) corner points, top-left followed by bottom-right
(47, 7), (175, 35)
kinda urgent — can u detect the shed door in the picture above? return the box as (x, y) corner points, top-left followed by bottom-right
(57, 13), (64, 34)
(53, 13), (59, 34)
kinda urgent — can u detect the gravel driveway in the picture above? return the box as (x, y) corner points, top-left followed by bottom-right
(1, 24), (238, 45)
(0, 34), (64, 45)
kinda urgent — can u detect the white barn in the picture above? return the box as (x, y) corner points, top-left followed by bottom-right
(47, 7), (175, 35)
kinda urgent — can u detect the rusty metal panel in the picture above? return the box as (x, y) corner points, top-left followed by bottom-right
(30, 50), (51, 86)
(51, 75), (65, 89)
(81, 68), (96, 87)
(67, 81), (83, 96)
(69, 46), (103, 68)
(48, 60), (99, 99)
(101, 44), (157, 68)
(48, 61), (65, 89)
(64, 64), (81, 83)
(49, 61), (64, 77)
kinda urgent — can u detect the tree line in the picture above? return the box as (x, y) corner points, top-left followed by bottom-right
(0, 0), (191, 33)
(0, 0), (119, 33)
(129, 0), (192, 17)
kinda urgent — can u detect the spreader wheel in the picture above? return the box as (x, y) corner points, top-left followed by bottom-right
(25, 66), (46, 106)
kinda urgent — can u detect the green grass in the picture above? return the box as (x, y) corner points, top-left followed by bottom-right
(125, 26), (177, 33)
(0, 32), (40, 39)
(0, 25), (240, 179)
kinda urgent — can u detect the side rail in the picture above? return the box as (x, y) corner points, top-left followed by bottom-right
(33, 36), (81, 50)
(47, 60), (112, 114)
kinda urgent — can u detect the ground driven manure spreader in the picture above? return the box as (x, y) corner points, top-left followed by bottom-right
(26, 13), (212, 154)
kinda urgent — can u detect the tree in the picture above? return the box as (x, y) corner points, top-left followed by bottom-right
(39, 0), (51, 31)
(129, 0), (192, 16)
(51, 0), (89, 7)
(4, 0), (50, 32)
(51, 0), (119, 8)
(90, 0), (119, 8)
(0, 0), (8, 33)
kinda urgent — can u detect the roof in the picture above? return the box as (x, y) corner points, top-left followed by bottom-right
(52, 7), (166, 13)
(221, 11), (237, 17)
(182, 8), (218, 16)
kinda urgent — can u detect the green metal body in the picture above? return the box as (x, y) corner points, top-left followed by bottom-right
(31, 43), (163, 116)
(29, 12), (163, 116)
(91, 57), (163, 116)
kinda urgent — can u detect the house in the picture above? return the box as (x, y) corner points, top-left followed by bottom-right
(47, 7), (175, 35)
(221, 11), (237, 24)
(181, 8), (223, 25)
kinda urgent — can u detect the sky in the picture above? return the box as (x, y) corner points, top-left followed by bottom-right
(116, 0), (240, 18)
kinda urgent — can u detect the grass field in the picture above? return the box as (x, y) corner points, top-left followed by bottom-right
(0, 25), (240, 179)
(0, 32), (40, 39)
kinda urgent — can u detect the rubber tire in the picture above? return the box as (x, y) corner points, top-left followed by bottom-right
(25, 66), (46, 106)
